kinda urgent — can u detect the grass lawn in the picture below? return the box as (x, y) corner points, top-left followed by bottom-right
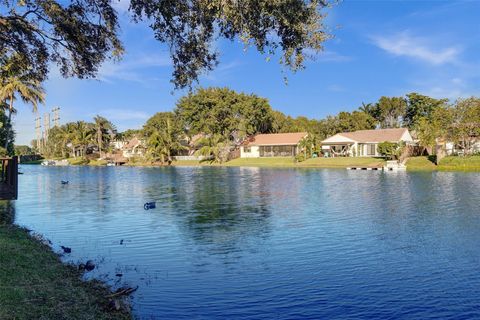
(0, 225), (131, 319)
(173, 157), (386, 168)
(439, 155), (480, 171)
(298, 157), (385, 168)
(405, 156), (438, 171)
(224, 157), (298, 167)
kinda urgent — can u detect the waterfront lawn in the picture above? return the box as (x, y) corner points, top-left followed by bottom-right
(439, 155), (480, 171)
(406, 156), (438, 171)
(0, 226), (131, 320)
(222, 157), (385, 168)
(298, 157), (385, 168)
(224, 157), (298, 167)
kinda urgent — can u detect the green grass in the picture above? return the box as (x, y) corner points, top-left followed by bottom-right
(20, 159), (43, 165)
(173, 157), (386, 168)
(223, 157), (298, 167)
(67, 157), (90, 165)
(439, 155), (480, 171)
(0, 224), (131, 319)
(89, 159), (108, 166)
(405, 155), (480, 171)
(298, 157), (385, 168)
(405, 156), (438, 171)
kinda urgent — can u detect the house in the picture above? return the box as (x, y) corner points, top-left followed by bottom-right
(240, 132), (308, 158)
(122, 137), (146, 158)
(321, 128), (413, 157)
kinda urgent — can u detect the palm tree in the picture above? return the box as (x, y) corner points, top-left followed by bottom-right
(0, 76), (45, 150)
(195, 134), (229, 163)
(72, 121), (94, 157)
(147, 117), (185, 164)
(93, 115), (115, 157)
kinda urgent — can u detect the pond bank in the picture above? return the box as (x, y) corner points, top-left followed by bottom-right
(0, 224), (132, 320)
(406, 156), (480, 171)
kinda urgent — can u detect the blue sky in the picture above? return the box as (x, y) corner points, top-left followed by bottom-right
(14, 0), (480, 145)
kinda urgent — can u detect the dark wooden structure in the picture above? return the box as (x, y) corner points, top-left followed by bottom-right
(0, 157), (18, 200)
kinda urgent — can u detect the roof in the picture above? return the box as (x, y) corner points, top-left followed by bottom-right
(125, 137), (143, 149)
(322, 128), (411, 144)
(244, 132), (308, 146)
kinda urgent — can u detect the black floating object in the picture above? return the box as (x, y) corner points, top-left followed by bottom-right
(61, 180), (69, 185)
(115, 273), (123, 277)
(85, 260), (95, 271)
(144, 201), (156, 210)
(60, 245), (72, 253)
(120, 239), (124, 245)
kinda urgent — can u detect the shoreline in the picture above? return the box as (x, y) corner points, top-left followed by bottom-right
(0, 222), (132, 319)
(25, 156), (480, 172)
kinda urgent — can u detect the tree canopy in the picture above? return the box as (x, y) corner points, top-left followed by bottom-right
(1, 0), (332, 88)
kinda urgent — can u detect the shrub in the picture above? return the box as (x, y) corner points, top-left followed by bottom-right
(295, 153), (306, 162)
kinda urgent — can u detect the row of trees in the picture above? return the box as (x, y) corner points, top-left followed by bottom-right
(36, 87), (480, 163)
(40, 116), (116, 159)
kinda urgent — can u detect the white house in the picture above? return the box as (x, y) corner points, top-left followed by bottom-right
(321, 128), (413, 157)
(240, 132), (308, 158)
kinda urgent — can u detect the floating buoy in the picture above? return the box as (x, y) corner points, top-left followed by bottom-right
(144, 202), (156, 210)
(61, 180), (69, 185)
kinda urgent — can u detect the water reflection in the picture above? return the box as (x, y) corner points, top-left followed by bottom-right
(12, 166), (480, 319)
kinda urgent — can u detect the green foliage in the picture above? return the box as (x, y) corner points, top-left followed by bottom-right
(0, 58), (45, 151)
(175, 87), (274, 142)
(377, 141), (401, 160)
(144, 112), (185, 164)
(2, 0), (331, 88)
(404, 93), (449, 129)
(93, 115), (116, 156)
(195, 134), (230, 164)
(295, 153), (306, 162)
(14, 145), (32, 155)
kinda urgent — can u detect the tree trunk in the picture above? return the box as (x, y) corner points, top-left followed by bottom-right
(4, 94), (14, 151)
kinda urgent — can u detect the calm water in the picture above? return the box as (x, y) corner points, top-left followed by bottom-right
(8, 165), (480, 319)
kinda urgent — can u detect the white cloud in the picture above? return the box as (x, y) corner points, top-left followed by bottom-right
(371, 32), (461, 65)
(97, 53), (171, 84)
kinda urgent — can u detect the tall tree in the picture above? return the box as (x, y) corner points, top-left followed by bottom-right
(375, 96), (407, 128)
(175, 87), (274, 141)
(2, 0), (332, 88)
(404, 93), (448, 129)
(72, 121), (94, 157)
(144, 112), (184, 164)
(0, 75), (45, 150)
(93, 115), (115, 157)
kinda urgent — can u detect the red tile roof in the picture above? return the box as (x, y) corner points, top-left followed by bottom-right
(244, 132), (308, 146)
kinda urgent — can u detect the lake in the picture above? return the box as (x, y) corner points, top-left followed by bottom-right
(9, 165), (480, 319)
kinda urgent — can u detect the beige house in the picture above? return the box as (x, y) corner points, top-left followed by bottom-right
(122, 137), (146, 158)
(240, 132), (308, 158)
(321, 128), (413, 157)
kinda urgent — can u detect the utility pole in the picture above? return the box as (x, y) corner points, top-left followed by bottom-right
(35, 116), (42, 153)
(43, 112), (50, 147)
(52, 107), (60, 127)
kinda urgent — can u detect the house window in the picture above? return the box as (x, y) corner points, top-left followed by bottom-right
(367, 144), (376, 156)
(244, 146), (251, 153)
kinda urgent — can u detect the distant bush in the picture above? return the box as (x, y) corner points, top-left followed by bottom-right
(295, 153), (306, 162)
(377, 141), (405, 160)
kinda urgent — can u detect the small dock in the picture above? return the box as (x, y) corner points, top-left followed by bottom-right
(347, 166), (382, 171)
(347, 160), (406, 172)
(0, 157), (18, 200)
